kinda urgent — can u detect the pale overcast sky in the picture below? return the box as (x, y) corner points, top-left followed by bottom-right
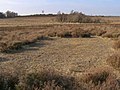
(0, 0), (119, 16)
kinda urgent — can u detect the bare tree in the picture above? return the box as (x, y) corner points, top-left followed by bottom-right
(56, 11), (100, 23)
(0, 12), (5, 18)
(57, 11), (61, 15)
(42, 10), (44, 14)
(70, 10), (74, 14)
(6, 11), (18, 18)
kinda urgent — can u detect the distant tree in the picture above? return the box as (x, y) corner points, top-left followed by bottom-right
(56, 11), (101, 23)
(57, 11), (61, 15)
(42, 10), (44, 14)
(70, 10), (74, 14)
(6, 11), (18, 18)
(0, 12), (5, 18)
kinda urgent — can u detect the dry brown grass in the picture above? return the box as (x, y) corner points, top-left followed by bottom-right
(56, 12), (101, 23)
(80, 67), (120, 90)
(113, 40), (120, 49)
(82, 67), (115, 84)
(0, 23), (120, 53)
(106, 53), (120, 70)
(0, 35), (47, 53)
(0, 67), (120, 90)
(0, 16), (55, 27)
(102, 31), (120, 38)
(0, 16), (120, 90)
(16, 70), (78, 90)
(0, 32), (44, 53)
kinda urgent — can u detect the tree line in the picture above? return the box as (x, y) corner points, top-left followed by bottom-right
(0, 11), (18, 18)
(56, 10), (101, 23)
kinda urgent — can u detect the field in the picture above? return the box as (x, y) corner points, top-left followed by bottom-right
(0, 16), (120, 90)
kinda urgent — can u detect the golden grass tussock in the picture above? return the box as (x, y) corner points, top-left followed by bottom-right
(0, 35), (44, 53)
(113, 40), (120, 49)
(106, 53), (120, 70)
(80, 67), (120, 90)
(82, 67), (115, 84)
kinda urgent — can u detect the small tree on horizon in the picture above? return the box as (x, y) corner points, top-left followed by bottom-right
(0, 12), (5, 18)
(6, 10), (18, 18)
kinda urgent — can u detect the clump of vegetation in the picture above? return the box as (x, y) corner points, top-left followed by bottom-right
(0, 12), (6, 18)
(17, 70), (77, 90)
(0, 73), (19, 90)
(90, 28), (107, 36)
(0, 41), (23, 53)
(47, 28), (91, 38)
(0, 68), (120, 90)
(81, 67), (120, 90)
(57, 31), (72, 38)
(57, 30), (91, 38)
(56, 11), (101, 23)
(71, 29), (91, 38)
(102, 33), (120, 38)
(82, 68), (112, 85)
(0, 69), (80, 90)
(47, 32), (57, 37)
(85, 76), (120, 90)
(87, 71), (109, 85)
(0, 35), (43, 53)
(113, 40), (120, 49)
(0, 11), (18, 18)
(106, 53), (120, 70)
(102, 30), (120, 39)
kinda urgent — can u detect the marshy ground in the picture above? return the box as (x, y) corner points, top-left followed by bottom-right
(0, 16), (120, 90)
(0, 36), (113, 75)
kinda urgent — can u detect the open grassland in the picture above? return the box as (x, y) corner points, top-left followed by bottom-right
(0, 16), (55, 27)
(0, 16), (120, 90)
(0, 16), (120, 27)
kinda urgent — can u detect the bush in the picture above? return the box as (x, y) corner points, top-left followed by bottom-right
(16, 70), (79, 90)
(90, 71), (109, 85)
(86, 76), (120, 90)
(82, 69), (111, 85)
(81, 67), (120, 90)
(71, 29), (91, 38)
(0, 68), (120, 90)
(47, 32), (57, 37)
(47, 29), (91, 38)
(0, 12), (5, 18)
(0, 41), (23, 53)
(57, 31), (72, 38)
(0, 69), (80, 90)
(56, 11), (101, 23)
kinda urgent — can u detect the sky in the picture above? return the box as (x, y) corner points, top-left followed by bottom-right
(0, 0), (120, 16)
